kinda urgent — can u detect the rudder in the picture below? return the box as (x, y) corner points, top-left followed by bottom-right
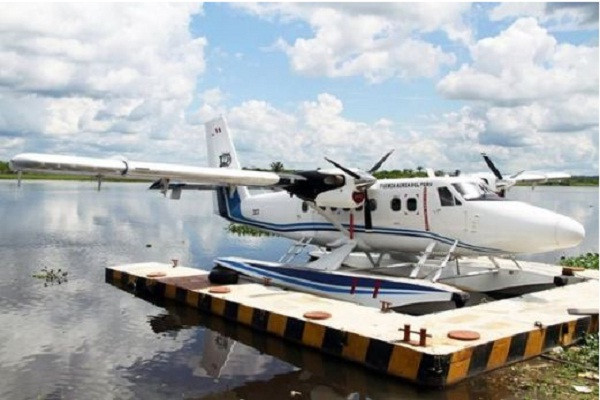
(204, 117), (250, 213)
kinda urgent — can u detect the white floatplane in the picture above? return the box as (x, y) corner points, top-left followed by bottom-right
(9, 116), (586, 313)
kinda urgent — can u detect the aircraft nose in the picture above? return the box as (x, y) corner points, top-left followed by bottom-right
(555, 216), (585, 248)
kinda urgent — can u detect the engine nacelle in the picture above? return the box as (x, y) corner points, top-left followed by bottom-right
(314, 183), (365, 209)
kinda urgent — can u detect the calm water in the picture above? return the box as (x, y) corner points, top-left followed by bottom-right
(0, 181), (597, 400)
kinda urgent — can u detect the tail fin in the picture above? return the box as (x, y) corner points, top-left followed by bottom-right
(205, 116), (242, 170)
(204, 117), (250, 215)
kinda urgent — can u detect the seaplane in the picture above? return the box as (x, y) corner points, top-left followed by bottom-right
(9, 116), (586, 314)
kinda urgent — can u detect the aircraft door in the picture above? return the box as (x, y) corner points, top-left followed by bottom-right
(429, 185), (466, 236)
(396, 189), (424, 231)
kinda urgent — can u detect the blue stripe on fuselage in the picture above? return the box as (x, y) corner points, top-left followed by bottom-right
(218, 187), (503, 254)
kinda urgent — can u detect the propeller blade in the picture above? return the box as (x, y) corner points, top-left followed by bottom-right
(509, 170), (525, 179)
(364, 191), (373, 230)
(324, 157), (362, 179)
(368, 150), (394, 173)
(481, 153), (503, 180)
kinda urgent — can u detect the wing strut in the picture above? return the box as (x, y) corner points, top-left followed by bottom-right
(305, 240), (357, 271)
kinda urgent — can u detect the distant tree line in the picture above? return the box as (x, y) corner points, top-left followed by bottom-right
(516, 176), (598, 187)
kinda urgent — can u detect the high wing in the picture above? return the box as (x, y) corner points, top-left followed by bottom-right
(512, 171), (571, 184)
(9, 153), (281, 187)
(476, 153), (571, 196)
(10, 116), (394, 211)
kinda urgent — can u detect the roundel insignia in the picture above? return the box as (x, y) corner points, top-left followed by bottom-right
(352, 191), (365, 204)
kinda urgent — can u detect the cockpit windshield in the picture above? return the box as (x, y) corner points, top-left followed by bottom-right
(452, 182), (502, 201)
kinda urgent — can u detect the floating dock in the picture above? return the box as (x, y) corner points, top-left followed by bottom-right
(105, 261), (598, 387)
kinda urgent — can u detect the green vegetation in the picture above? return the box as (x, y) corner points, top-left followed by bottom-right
(373, 169), (428, 179)
(226, 223), (275, 237)
(32, 267), (69, 286)
(560, 253), (599, 270)
(533, 176), (599, 187)
(270, 161), (285, 172)
(490, 333), (599, 400)
(0, 160), (9, 174)
(491, 254), (598, 399)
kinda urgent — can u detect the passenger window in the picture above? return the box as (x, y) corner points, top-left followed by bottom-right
(301, 201), (308, 213)
(407, 198), (417, 211)
(330, 207), (337, 211)
(390, 198), (401, 211)
(368, 198), (377, 211)
(438, 187), (455, 206)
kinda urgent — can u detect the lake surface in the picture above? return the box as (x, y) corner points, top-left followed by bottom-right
(0, 181), (597, 399)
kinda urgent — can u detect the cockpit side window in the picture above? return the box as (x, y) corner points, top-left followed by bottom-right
(438, 187), (455, 206)
(452, 182), (502, 201)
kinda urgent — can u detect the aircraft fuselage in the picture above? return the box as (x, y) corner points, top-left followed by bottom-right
(218, 176), (584, 257)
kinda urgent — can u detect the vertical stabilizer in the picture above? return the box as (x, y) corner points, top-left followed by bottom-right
(204, 117), (250, 215)
(205, 117), (242, 170)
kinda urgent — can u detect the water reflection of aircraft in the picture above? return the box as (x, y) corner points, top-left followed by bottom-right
(147, 309), (293, 381)
(10, 116), (586, 311)
(145, 305), (477, 400)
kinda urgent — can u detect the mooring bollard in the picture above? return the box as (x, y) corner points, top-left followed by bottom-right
(400, 324), (430, 347)
(380, 300), (392, 312)
(403, 324), (411, 342)
(419, 328), (427, 347)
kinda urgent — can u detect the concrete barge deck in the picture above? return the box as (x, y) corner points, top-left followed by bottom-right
(105, 261), (598, 387)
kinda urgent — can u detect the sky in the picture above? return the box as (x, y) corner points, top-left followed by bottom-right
(0, 2), (598, 175)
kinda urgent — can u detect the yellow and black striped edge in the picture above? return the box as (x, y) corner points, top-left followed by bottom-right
(105, 268), (599, 387)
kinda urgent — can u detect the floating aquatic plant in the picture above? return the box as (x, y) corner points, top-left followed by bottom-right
(225, 223), (275, 237)
(560, 253), (599, 270)
(32, 267), (69, 286)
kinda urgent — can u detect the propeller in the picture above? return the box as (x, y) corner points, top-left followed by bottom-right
(324, 157), (376, 189)
(324, 151), (394, 230)
(481, 153), (516, 197)
(324, 157), (362, 180)
(324, 150), (394, 190)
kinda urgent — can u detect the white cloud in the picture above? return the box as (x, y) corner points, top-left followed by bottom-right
(0, 3), (205, 160)
(436, 17), (598, 174)
(236, 3), (470, 82)
(438, 18), (598, 105)
(490, 2), (599, 31)
(192, 86), (598, 175)
(196, 90), (451, 171)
